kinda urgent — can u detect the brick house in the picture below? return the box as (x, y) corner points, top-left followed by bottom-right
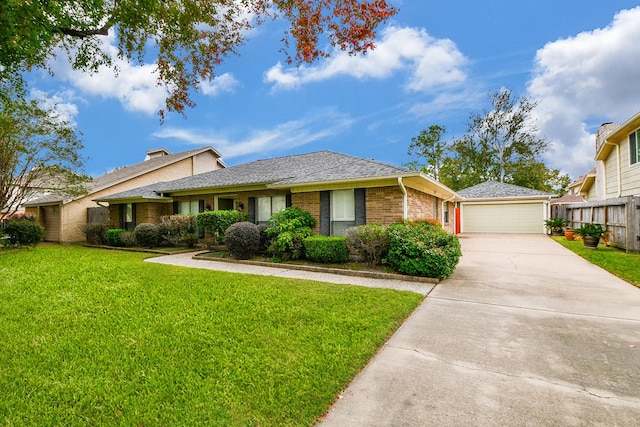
(95, 151), (462, 235)
(23, 147), (225, 242)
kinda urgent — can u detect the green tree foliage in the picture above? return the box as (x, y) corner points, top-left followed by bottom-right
(404, 125), (447, 180)
(0, 90), (90, 221)
(406, 89), (571, 194)
(0, 0), (397, 118)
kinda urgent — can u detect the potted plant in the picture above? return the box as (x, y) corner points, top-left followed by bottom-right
(574, 223), (605, 249)
(564, 227), (574, 241)
(544, 217), (566, 236)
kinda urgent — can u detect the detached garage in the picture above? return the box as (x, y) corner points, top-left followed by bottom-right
(458, 181), (554, 234)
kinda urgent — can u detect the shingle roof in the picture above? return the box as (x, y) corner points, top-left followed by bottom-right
(97, 151), (416, 201)
(159, 151), (411, 191)
(458, 181), (554, 199)
(25, 146), (220, 205)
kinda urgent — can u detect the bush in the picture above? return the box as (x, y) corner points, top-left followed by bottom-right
(266, 207), (316, 260)
(197, 210), (248, 244)
(346, 223), (390, 266)
(256, 223), (271, 255)
(134, 223), (159, 248)
(119, 231), (137, 247)
(224, 221), (260, 260)
(81, 222), (109, 245)
(3, 216), (45, 246)
(304, 236), (349, 263)
(106, 229), (126, 247)
(384, 222), (461, 279)
(179, 215), (200, 248)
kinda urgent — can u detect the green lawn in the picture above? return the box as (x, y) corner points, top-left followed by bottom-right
(551, 236), (640, 287)
(0, 245), (423, 426)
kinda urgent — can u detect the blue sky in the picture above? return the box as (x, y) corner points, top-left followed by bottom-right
(27, 1), (640, 181)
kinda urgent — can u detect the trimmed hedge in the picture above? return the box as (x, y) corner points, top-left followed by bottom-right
(106, 229), (127, 247)
(303, 236), (350, 263)
(385, 223), (461, 279)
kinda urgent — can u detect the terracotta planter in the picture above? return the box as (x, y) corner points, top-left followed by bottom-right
(583, 235), (599, 249)
(565, 229), (574, 241)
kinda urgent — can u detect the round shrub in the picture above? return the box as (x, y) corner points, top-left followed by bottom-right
(134, 223), (159, 248)
(304, 236), (349, 263)
(3, 216), (45, 246)
(385, 223), (461, 279)
(224, 221), (260, 260)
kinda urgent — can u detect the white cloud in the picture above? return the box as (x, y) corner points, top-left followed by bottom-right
(264, 26), (468, 92)
(527, 6), (640, 177)
(31, 89), (80, 126)
(48, 33), (167, 115)
(152, 111), (353, 158)
(200, 73), (239, 96)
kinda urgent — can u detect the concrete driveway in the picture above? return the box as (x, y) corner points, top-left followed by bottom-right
(318, 234), (640, 426)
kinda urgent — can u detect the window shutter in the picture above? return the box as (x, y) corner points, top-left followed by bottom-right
(172, 202), (179, 215)
(355, 188), (366, 226)
(118, 204), (125, 229)
(248, 197), (256, 223)
(131, 204), (137, 229)
(320, 191), (330, 236)
(286, 194), (292, 208)
(199, 200), (205, 213)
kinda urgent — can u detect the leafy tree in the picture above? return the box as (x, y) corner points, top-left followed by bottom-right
(0, 91), (90, 221)
(405, 125), (447, 180)
(407, 89), (570, 193)
(0, 0), (397, 119)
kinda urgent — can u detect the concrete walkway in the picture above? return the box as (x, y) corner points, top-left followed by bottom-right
(146, 251), (436, 295)
(147, 235), (640, 425)
(318, 234), (640, 426)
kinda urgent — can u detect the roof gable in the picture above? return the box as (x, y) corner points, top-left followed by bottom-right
(458, 181), (553, 199)
(25, 146), (222, 206)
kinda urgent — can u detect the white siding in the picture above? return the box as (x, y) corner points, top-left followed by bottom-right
(193, 152), (222, 175)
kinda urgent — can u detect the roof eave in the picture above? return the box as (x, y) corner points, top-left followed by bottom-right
(461, 195), (553, 202)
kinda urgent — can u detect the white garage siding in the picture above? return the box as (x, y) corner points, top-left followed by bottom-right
(462, 202), (546, 234)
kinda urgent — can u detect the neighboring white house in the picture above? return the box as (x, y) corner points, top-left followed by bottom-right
(580, 113), (640, 200)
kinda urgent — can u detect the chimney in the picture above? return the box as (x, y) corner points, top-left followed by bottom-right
(146, 148), (171, 160)
(596, 122), (619, 153)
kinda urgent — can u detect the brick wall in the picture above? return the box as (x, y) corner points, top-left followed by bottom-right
(406, 187), (436, 220)
(292, 192), (320, 234)
(365, 187), (404, 225)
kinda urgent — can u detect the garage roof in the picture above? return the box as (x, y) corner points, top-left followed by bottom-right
(459, 181), (554, 200)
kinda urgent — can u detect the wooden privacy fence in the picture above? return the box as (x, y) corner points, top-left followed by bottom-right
(87, 207), (109, 224)
(551, 196), (640, 253)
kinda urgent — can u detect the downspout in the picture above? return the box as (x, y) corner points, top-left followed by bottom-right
(616, 144), (622, 197)
(442, 194), (457, 230)
(398, 176), (408, 219)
